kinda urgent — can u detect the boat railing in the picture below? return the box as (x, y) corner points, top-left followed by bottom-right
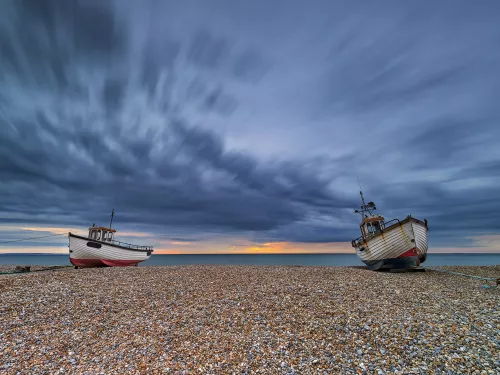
(382, 218), (400, 229)
(352, 235), (364, 247)
(108, 239), (153, 251)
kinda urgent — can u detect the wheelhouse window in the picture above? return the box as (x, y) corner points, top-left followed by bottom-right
(88, 228), (115, 241)
(365, 221), (382, 236)
(374, 222), (381, 233)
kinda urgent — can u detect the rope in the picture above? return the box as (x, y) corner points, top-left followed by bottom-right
(422, 266), (499, 286)
(0, 233), (67, 245)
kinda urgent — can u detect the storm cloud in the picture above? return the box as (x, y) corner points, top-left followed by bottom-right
(1, 0), (500, 251)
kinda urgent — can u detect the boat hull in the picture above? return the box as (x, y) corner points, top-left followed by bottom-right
(68, 233), (152, 268)
(363, 253), (420, 271)
(353, 217), (428, 270)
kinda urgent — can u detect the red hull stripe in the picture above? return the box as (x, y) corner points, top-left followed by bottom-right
(70, 258), (141, 267)
(398, 248), (418, 258)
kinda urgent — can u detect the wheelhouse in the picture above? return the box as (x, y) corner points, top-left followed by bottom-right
(351, 191), (391, 248)
(88, 225), (116, 242)
(360, 215), (385, 238)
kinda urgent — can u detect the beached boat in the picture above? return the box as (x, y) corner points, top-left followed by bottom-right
(351, 191), (428, 270)
(68, 210), (153, 268)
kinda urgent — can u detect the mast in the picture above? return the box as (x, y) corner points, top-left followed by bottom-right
(356, 176), (368, 219)
(359, 190), (367, 218)
(109, 208), (115, 229)
(354, 179), (376, 220)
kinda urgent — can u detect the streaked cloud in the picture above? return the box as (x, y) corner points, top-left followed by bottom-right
(1, 1), (499, 254)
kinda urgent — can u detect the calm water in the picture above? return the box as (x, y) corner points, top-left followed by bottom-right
(0, 253), (499, 266)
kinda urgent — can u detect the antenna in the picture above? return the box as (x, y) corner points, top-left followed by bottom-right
(357, 175), (366, 213)
(109, 208), (115, 229)
(357, 175), (363, 193)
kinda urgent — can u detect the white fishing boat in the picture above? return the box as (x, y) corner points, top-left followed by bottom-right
(68, 210), (153, 268)
(351, 191), (428, 270)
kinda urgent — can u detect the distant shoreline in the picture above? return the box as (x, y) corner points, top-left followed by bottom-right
(1, 252), (500, 256)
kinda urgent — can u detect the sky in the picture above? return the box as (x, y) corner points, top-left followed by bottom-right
(1, 1), (500, 254)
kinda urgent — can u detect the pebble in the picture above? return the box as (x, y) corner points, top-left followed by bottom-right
(0, 265), (498, 374)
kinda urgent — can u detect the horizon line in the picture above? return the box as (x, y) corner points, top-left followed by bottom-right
(1, 252), (499, 256)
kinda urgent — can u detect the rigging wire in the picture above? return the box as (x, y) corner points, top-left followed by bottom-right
(422, 266), (499, 286)
(0, 233), (67, 245)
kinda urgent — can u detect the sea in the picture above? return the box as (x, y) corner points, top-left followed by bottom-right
(0, 253), (499, 267)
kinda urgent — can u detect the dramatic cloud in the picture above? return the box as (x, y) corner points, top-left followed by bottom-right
(1, 1), (500, 253)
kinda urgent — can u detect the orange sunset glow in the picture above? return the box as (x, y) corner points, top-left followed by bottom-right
(1, 225), (499, 254)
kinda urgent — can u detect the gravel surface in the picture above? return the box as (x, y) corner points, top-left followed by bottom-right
(1, 265), (499, 374)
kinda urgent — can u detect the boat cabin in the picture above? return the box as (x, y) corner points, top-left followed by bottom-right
(360, 215), (385, 238)
(88, 225), (116, 242)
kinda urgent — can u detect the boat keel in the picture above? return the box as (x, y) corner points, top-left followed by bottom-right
(364, 255), (420, 271)
(70, 258), (142, 268)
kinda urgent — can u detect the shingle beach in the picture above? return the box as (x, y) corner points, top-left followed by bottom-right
(1, 265), (499, 375)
